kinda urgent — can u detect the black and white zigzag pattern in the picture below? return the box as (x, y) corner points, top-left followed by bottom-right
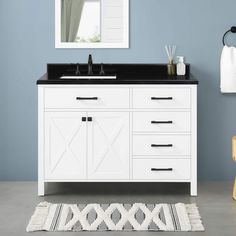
(27, 202), (204, 232)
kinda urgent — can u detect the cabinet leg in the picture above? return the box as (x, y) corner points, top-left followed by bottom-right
(38, 181), (45, 196)
(190, 181), (197, 196)
(233, 178), (236, 200)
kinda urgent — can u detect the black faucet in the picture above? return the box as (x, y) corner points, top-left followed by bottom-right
(88, 54), (93, 75)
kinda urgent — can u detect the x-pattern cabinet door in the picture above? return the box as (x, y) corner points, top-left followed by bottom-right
(44, 112), (87, 180)
(87, 112), (130, 180)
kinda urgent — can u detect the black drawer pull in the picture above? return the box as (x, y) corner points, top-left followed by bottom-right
(151, 97), (173, 100)
(81, 117), (87, 122)
(76, 97), (98, 100)
(151, 121), (173, 124)
(151, 168), (173, 171)
(88, 117), (93, 122)
(151, 144), (173, 147)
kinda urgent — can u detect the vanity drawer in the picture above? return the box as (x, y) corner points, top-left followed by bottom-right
(133, 135), (191, 156)
(132, 88), (191, 109)
(133, 159), (191, 180)
(44, 88), (130, 109)
(133, 112), (190, 133)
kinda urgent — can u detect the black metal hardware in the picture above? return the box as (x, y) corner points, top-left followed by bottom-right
(75, 63), (81, 75)
(88, 54), (93, 75)
(99, 63), (105, 75)
(223, 26), (236, 46)
(82, 117), (87, 122)
(151, 168), (173, 172)
(88, 117), (93, 122)
(151, 121), (173, 124)
(151, 144), (173, 148)
(151, 97), (173, 100)
(76, 97), (98, 100)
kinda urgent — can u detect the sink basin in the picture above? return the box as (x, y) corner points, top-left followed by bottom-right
(60, 75), (117, 80)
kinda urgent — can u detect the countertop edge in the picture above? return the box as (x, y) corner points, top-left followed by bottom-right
(37, 73), (199, 85)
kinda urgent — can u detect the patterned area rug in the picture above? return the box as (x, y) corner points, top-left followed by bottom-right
(27, 202), (204, 232)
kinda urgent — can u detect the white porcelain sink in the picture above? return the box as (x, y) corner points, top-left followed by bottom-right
(60, 75), (117, 80)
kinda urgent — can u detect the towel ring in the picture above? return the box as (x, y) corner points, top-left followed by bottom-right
(223, 26), (236, 46)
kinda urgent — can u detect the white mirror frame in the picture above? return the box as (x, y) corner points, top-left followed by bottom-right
(55, 0), (129, 48)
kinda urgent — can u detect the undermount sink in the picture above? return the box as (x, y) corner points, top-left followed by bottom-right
(60, 75), (117, 80)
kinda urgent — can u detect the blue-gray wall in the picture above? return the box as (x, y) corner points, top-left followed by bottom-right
(1, 0), (236, 180)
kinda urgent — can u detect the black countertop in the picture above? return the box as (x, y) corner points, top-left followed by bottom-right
(37, 64), (198, 85)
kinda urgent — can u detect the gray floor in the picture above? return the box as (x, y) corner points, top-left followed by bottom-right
(0, 182), (236, 236)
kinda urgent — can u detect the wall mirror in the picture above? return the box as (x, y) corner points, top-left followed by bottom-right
(55, 0), (129, 48)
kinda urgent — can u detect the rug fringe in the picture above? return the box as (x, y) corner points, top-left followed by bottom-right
(186, 204), (205, 231)
(26, 202), (50, 232)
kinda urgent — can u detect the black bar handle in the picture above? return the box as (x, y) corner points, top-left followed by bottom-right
(88, 117), (93, 122)
(151, 97), (173, 100)
(151, 121), (173, 124)
(151, 144), (173, 147)
(151, 168), (173, 172)
(76, 97), (98, 100)
(81, 117), (87, 122)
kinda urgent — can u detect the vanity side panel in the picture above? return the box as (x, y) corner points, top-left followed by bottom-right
(38, 86), (45, 196)
(191, 85), (197, 196)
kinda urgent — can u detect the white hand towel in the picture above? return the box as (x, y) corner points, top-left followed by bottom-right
(220, 45), (236, 93)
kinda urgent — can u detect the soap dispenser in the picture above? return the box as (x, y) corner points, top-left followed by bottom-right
(176, 56), (186, 76)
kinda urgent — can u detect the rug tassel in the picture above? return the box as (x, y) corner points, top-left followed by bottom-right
(186, 204), (205, 231)
(26, 202), (50, 232)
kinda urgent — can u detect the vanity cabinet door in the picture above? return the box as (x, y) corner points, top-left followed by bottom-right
(44, 112), (87, 180)
(87, 112), (130, 180)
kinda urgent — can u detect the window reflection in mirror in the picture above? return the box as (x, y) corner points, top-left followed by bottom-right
(56, 0), (129, 48)
(76, 0), (101, 43)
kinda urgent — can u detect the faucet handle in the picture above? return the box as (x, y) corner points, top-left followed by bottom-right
(75, 63), (81, 75)
(99, 63), (105, 75)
